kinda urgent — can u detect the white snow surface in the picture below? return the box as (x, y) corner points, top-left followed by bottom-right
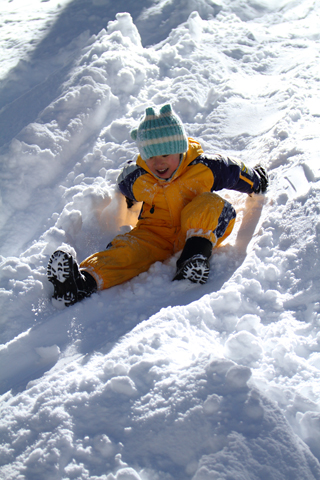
(1, 0), (320, 479)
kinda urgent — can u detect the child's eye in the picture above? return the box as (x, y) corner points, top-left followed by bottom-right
(162, 155), (169, 158)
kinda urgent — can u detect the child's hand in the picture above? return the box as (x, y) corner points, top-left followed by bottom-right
(253, 165), (269, 193)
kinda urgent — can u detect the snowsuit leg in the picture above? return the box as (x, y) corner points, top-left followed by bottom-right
(175, 192), (236, 252)
(80, 192), (236, 291)
(80, 227), (174, 290)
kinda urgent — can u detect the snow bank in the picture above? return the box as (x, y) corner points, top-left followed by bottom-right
(1, 0), (320, 479)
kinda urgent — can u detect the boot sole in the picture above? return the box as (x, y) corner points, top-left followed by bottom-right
(173, 257), (210, 284)
(47, 250), (73, 283)
(47, 251), (77, 306)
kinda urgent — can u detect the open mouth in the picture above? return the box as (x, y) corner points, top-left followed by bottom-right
(156, 168), (169, 176)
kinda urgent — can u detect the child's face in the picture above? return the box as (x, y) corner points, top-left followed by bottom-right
(146, 153), (180, 179)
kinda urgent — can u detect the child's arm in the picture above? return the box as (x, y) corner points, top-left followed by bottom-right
(117, 161), (146, 206)
(195, 154), (268, 194)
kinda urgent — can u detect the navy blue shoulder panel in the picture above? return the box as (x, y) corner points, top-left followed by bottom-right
(117, 162), (147, 200)
(190, 154), (259, 194)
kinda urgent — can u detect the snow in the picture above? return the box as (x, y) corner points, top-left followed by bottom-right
(1, 0), (320, 478)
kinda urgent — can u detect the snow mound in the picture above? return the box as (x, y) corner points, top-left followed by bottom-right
(1, 0), (320, 478)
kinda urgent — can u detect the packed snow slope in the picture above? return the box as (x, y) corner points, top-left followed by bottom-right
(1, 0), (320, 479)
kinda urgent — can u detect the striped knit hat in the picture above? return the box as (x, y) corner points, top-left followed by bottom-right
(130, 104), (188, 161)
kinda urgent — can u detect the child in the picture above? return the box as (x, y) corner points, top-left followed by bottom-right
(47, 104), (268, 307)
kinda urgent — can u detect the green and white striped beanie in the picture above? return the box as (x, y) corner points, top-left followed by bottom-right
(130, 104), (188, 161)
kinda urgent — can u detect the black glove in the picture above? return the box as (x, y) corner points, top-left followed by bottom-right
(125, 196), (136, 209)
(253, 165), (269, 193)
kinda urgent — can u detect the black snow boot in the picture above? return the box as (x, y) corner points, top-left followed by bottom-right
(173, 237), (212, 285)
(47, 250), (97, 307)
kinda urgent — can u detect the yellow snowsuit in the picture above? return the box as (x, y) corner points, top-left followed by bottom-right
(80, 138), (259, 290)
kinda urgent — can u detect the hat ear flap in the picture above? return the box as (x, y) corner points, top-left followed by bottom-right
(130, 129), (138, 140)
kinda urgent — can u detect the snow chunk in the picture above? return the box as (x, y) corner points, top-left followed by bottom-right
(209, 289), (242, 315)
(64, 460), (89, 478)
(107, 13), (142, 47)
(236, 314), (261, 335)
(243, 390), (264, 420)
(35, 345), (60, 362)
(225, 331), (263, 365)
(106, 376), (138, 396)
(93, 434), (115, 457)
(56, 209), (82, 238)
(225, 365), (252, 389)
(109, 467), (142, 480)
(187, 11), (203, 41)
(203, 394), (222, 414)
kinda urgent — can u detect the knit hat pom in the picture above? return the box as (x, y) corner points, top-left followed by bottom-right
(130, 104), (188, 161)
(160, 104), (172, 115)
(145, 107), (156, 116)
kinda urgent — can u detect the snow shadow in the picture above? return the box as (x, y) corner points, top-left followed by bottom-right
(0, 0), (142, 150)
(0, 0), (221, 150)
